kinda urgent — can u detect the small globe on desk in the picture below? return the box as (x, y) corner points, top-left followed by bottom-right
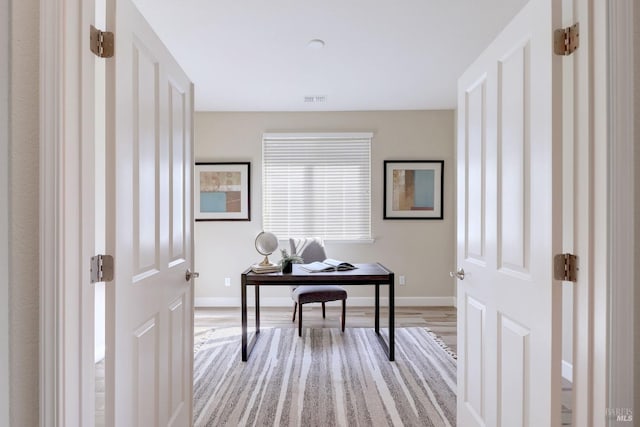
(255, 231), (278, 266)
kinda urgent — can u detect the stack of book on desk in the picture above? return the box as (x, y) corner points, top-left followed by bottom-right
(250, 263), (281, 274)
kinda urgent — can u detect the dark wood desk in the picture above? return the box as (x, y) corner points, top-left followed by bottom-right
(241, 263), (395, 361)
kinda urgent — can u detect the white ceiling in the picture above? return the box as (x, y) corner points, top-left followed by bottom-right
(131, 0), (527, 112)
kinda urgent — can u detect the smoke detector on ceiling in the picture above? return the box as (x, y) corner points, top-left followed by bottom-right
(307, 39), (326, 49)
(304, 95), (327, 103)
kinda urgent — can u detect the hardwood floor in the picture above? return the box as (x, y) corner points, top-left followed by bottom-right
(194, 305), (457, 354)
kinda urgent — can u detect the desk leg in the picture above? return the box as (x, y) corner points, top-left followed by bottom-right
(374, 284), (380, 334)
(255, 285), (260, 334)
(241, 275), (248, 361)
(389, 274), (395, 361)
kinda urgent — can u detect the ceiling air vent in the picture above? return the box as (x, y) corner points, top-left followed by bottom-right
(304, 95), (327, 103)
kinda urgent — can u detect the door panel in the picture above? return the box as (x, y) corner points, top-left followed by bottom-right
(498, 315), (529, 427)
(170, 84), (186, 264)
(465, 79), (486, 264)
(497, 42), (530, 275)
(106, 0), (194, 425)
(134, 43), (160, 279)
(464, 296), (486, 422)
(169, 297), (186, 421)
(134, 318), (158, 426)
(456, 0), (562, 425)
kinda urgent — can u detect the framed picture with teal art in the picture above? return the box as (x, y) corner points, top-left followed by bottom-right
(384, 160), (444, 219)
(195, 162), (251, 221)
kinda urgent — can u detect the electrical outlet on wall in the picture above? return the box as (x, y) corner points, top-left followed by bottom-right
(224, 277), (231, 287)
(399, 275), (406, 286)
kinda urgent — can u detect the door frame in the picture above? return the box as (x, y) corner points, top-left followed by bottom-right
(38, 0), (618, 426)
(1, 0), (10, 423)
(563, 0), (612, 423)
(40, 0), (96, 425)
(570, 0), (623, 424)
(607, 0), (635, 419)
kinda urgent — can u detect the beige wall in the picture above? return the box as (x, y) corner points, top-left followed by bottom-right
(194, 110), (456, 305)
(8, 0), (40, 425)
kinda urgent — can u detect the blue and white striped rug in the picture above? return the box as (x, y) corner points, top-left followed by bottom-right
(194, 327), (456, 427)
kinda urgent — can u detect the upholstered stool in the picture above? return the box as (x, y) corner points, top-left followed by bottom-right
(291, 285), (347, 337)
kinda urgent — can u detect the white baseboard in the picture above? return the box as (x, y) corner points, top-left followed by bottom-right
(195, 296), (455, 308)
(562, 359), (573, 382)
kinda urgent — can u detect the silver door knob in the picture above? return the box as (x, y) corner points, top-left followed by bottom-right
(449, 268), (465, 280)
(185, 269), (200, 281)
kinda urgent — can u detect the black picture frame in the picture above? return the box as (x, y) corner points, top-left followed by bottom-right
(194, 162), (251, 221)
(383, 160), (444, 220)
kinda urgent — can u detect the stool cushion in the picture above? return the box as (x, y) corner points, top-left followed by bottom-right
(292, 285), (347, 305)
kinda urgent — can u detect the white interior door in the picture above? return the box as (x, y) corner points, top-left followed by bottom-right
(455, 0), (563, 426)
(105, 0), (194, 425)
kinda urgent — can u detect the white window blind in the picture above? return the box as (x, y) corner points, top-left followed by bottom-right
(262, 133), (372, 241)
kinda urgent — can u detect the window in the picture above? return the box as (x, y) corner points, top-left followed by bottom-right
(262, 133), (372, 241)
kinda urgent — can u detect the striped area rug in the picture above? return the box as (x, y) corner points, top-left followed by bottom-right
(194, 327), (456, 426)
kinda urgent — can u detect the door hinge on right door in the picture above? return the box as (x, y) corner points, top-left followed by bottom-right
(91, 254), (114, 283)
(554, 253), (578, 282)
(90, 25), (114, 58)
(554, 23), (579, 56)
